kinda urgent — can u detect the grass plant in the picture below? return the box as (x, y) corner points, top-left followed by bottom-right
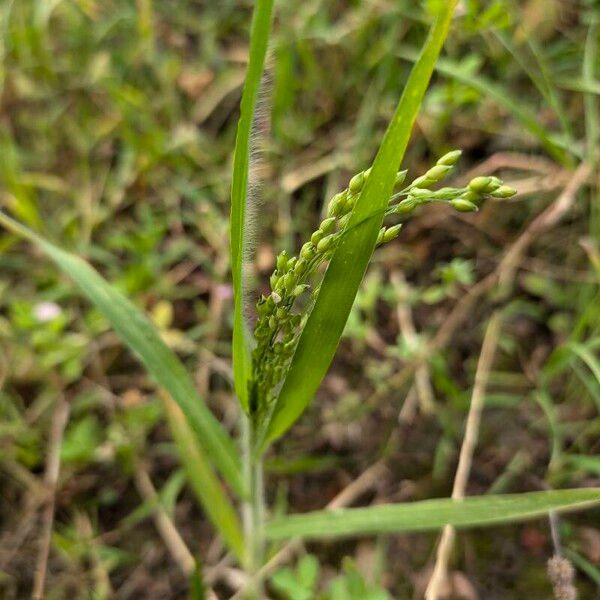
(0, 1), (599, 597)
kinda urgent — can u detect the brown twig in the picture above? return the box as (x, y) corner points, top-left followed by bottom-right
(31, 397), (70, 600)
(425, 311), (502, 600)
(133, 464), (196, 577)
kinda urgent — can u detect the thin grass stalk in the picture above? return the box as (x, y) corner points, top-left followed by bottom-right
(240, 415), (265, 598)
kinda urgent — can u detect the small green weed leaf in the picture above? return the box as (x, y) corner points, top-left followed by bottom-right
(263, 2), (459, 446)
(265, 489), (600, 541)
(0, 212), (243, 495)
(230, 0), (275, 412)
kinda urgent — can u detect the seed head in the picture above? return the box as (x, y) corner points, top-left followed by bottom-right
(547, 555), (577, 600)
(437, 149), (462, 166)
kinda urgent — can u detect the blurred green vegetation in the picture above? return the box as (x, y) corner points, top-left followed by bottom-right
(0, 0), (598, 598)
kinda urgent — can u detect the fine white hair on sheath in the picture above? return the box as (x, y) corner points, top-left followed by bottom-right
(242, 61), (273, 327)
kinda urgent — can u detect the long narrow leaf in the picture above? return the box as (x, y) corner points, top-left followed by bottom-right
(163, 395), (245, 562)
(265, 489), (600, 541)
(263, 2), (458, 445)
(0, 212), (243, 494)
(230, 0), (275, 412)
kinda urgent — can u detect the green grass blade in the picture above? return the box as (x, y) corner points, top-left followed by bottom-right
(163, 395), (245, 563)
(263, 2), (458, 445)
(396, 46), (573, 165)
(583, 16), (599, 163)
(265, 489), (600, 541)
(0, 212), (243, 495)
(230, 0), (275, 412)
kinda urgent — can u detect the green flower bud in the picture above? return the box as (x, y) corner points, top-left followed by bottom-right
(300, 242), (316, 260)
(392, 197), (418, 214)
(468, 176), (492, 193)
(327, 191), (347, 217)
(256, 296), (270, 317)
(319, 216), (336, 233)
(311, 230), (324, 245)
(294, 257), (308, 276)
(292, 284), (310, 297)
(425, 164), (452, 182)
(283, 271), (297, 291)
(341, 194), (356, 215)
(437, 149), (462, 166)
(276, 307), (287, 319)
(450, 198), (479, 212)
(394, 169), (408, 187)
(409, 187), (431, 199)
(460, 190), (480, 202)
(376, 227), (386, 245)
(338, 213), (351, 230)
(490, 185), (517, 198)
(286, 256), (297, 271)
(349, 171), (365, 193)
(411, 175), (434, 188)
(270, 272), (280, 289)
(268, 315), (277, 329)
(364, 167), (372, 178)
(382, 223), (402, 243)
(276, 251), (288, 272)
(316, 233), (336, 253)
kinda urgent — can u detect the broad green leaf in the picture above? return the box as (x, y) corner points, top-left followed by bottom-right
(0, 212), (243, 495)
(230, 0), (275, 412)
(265, 489), (600, 541)
(396, 46), (571, 165)
(163, 395), (245, 562)
(263, 2), (458, 446)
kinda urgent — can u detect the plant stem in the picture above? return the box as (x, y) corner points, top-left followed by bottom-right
(241, 414), (265, 598)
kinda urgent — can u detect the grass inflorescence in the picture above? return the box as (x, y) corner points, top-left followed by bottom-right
(250, 150), (515, 420)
